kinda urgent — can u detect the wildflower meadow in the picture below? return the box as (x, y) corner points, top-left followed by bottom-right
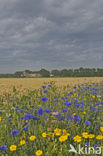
(0, 80), (103, 155)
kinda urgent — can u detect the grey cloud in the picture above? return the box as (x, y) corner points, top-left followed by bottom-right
(0, 0), (103, 73)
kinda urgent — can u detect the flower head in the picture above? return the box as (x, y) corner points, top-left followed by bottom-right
(59, 135), (68, 142)
(42, 132), (47, 138)
(96, 135), (103, 140)
(54, 128), (61, 136)
(11, 129), (19, 136)
(24, 113), (34, 119)
(44, 90), (48, 93)
(37, 108), (44, 115)
(88, 134), (95, 139)
(42, 85), (46, 89)
(20, 140), (26, 146)
(29, 135), (36, 141)
(85, 121), (91, 126)
(0, 145), (7, 151)
(73, 135), (82, 143)
(10, 145), (17, 151)
(100, 127), (103, 132)
(41, 97), (47, 102)
(35, 150), (43, 156)
(82, 132), (89, 139)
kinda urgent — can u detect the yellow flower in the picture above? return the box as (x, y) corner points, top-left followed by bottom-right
(92, 95), (95, 99)
(35, 150), (43, 156)
(82, 112), (86, 114)
(62, 129), (70, 137)
(96, 135), (103, 140)
(66, 133), (70, 136)
(73, 135), (82, 143)
(82, 132), (89, 139)
(10, 145), (17, 151)
(88, 134), (95, 139)
(100, 127), (103, 132)
(29, 135), (36, 141)
(42, 132), (47, 138)
(59, 135), (68, 142)
(54, 128), (61, 136)
(0, 117), (2, 121)
(62, 129), (67, 134)
(72, 113), (76, 116)
(20, 140), (26, 145)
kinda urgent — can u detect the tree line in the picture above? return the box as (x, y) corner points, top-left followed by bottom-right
(0, 68), (103, 78)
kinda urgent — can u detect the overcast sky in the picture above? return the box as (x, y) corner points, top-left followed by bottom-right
(0, 0), (103, 73)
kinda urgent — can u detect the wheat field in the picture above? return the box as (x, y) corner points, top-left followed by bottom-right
(0, 77), (103, 95)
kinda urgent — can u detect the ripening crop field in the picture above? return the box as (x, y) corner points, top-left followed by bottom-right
(0, 78), (103, 155)
(0, 77), (103, 95)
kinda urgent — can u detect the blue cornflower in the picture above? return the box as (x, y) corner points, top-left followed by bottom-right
(19, 109), (24, 113)
(37, 108), (44, 115)
(85, 142), (89, 146)
(95, 103), (100, 106)
(64, 101), (72, 106)
(8, 118), (12, 122)
(45, 109), (52, 113)
(94, 144), (99, 148)
(67, 116), (72, 120)
(85, 121), (91, 126)
(0, 145), (7, 151)
(44, 90), (48, 93)
(62, 108), (68, 112)
(15, 108), (18, 111)
(61, 97), (65, 100)
(74, 99), (78, 103)
(73, 86), (76, 89)
(11, 129), (19, 136)
(90, 106), (96, 111)
(24, 113), (34, 119)
(21, 117), (24, 119)
(97, 109), (101, 112)
(75, 102), (84, 107)
(42, 85), (46, 89)
(98, 124), (102, 127)
(48, 84), (51, 87)
(72, 115), (81, 123)
(59, 116), (65, 120)
(41, 97), (47, 102)
(34, 116), (39, 120)
(67, 92), (73, 95)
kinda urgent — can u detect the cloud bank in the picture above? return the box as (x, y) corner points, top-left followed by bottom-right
(0, 0), (103, 73)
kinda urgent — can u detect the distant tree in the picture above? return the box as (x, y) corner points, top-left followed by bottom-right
(60, 69), (69, 77)
(51, 70), (60, 77)
(97, 68), (103, 77)
(68, 69), (74, 77)
(74, 69), (80, 77)
(14, 71), (24, 78)
(39, 69), (50, 77)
